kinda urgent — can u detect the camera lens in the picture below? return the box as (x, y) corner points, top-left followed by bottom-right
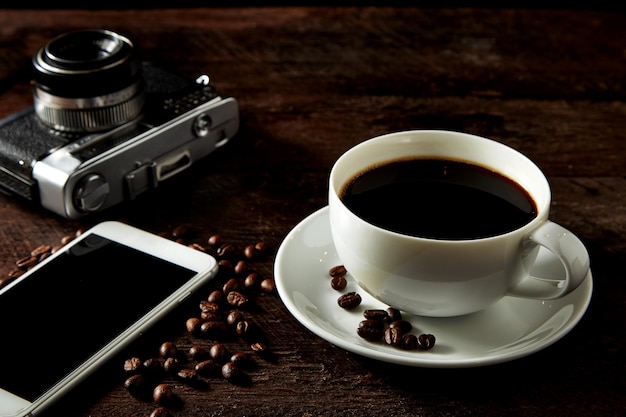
(32, 29), (145, 132)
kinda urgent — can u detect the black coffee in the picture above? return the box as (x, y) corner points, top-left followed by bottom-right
(339, 158), (537, 240)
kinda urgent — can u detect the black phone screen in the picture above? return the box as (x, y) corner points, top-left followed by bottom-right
(0, 233), (196, 402)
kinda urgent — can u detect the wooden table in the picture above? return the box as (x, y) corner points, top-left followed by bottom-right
(0, 6), (624, 417)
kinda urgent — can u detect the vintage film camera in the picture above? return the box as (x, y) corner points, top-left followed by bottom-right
(0, 29), (239, 219)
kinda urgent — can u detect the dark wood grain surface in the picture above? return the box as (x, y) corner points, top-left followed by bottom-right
(0, 7), (624, 417)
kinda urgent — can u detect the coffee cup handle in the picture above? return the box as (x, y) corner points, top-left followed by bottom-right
(509, 221), (590, 299)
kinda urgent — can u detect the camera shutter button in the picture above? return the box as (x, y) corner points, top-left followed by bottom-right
(73, 174), (110, 212)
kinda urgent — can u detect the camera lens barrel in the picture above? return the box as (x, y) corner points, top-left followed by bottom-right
(32, 29), (145, 132)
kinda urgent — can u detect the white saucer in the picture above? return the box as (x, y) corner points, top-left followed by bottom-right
(274, 206), (593, 368)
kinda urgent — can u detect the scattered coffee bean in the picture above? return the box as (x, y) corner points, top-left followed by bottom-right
(15, 255), (38, 269)
(143, 358), (162, 375)
(244, 272), (262, 289)
(199, 300), (220, 314)
(234, 260), (249, 275)
(30, 244), (51, 257)
(177, 368), (198, 382)
(230, 352), (254, 368)
(399, 334), (419, 350)
(337, 292), (361, 309)
(357, 319), (385, 341)
(223, 278), (241, 294)
(207, 234), (223, 246)
(159, 342), (177, 358)
(363, 309), (388, 320)
(236, 320), (258, 341)
(329, 265), (347, 277)
(195, 359), (219, 376)
(163, 357), (179, 373)
(200, 310), (221, 321)
(123, 374), (146, 395)
(200, 321), (227, 338)
(207, 289), (224, 303)
(221, 361), (244, 382)
(244, 244), (259, 259)
(186, 317), (202, 334)
(250, 341), (267, 353)
(330, 275), (347, 291)
(226, 309), (245, 326)
(216, 243), (236, 258)
(389, 319), (413, 333)
(153, 383), (174, 405)
(227, 291), (250, 308)
(417, 333), (436, 350)
(123, 357), (143, 373)
(260, 278), (275, 293)
(189, 345), (208, 360)
(386, 307), (402, 322)
(209, 343), (228, 361)
(384, 326), (404, 346)
(188, 242), (206, 252)
(172, 223), (192, 238)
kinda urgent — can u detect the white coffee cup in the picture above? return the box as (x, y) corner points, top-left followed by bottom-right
(328, 130), (590, 317)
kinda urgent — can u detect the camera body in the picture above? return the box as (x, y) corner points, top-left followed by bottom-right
(0, 30), (239, 219)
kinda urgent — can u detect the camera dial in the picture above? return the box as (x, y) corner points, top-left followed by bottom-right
(32, 29), (145, 132)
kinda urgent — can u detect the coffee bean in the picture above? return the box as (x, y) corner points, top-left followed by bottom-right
(221, 361), (245, 383)
(199, 300), (220, 314)
(250, 341), (267, 353)
(330, 275), (347, 291)
(363, 309), (388, 320)
(223, 278), (241, 294)
(235, 320), (258, 340)
(217, 243), (236, 258)
(189, 345), (208, 360)
(417, 333), (436, 350)
(30, 244), (51, 257)
(177, 368), (198, 382)
(389, 319), (412, 333)
(143, 358), (162, 375)
(260, 278), (275, 293)
(200, 311), (221, 321)
(172, 223), (192, 238)
(226, 309), (245, 327)
(329, 265), (347, 277)
(200, 321), (227, 338)
(195, 359), (219, 376)
(230, 352), (254, 368)
(357, 319), (384, 341)
(15, 255), (38, 269)
(206, 289), (222, 303)
(386, 307), (402, 322)
(244, 244), (259, 259)
(227, 291), (250, 308)
(163, 357), (179, 373)
(399, 334), (419, 350)
(159, 342), (177, 358)
(123, 374), (145, 395)
(244, 272), (261, 289)
(123, 357), (143, 373)
(234, 260), (249, 275)
(384, 326), (404, 346)
(186, 317), (202, 334)
(153, 383), (174, 405)
(188, 242), (206, 252)
(337, 292), (361, 309)
(207, 234), (223, 246)
(209, 343), (228, 361)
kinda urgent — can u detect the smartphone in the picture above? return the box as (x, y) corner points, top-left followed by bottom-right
(0, 221), (219, 417)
